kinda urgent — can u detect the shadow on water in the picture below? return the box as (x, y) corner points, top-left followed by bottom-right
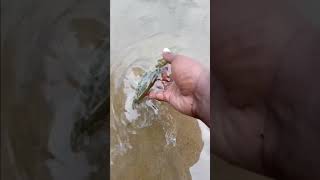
(1, 0), (109, 179)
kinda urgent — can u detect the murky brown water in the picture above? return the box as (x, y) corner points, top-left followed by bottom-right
(1, 0), (109, 179)
(1, 0), (274, 179)
(110, 0), (210, 179)
(110, 57), (204, 180)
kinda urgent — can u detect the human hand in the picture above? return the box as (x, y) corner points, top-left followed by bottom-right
(148, 51), (210, 126)
(212, 0), (320, 179)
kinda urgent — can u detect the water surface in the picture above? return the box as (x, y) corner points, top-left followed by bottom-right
(110, 0), (210, 179)
(1, 0), (109, 179)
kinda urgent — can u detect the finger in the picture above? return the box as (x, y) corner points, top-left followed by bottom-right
(148, 91), (160, 100)
(163, 81), (172, 90)
(148, 91), (165, 101)
(162, 51), (176, 63)
(148, 91), (170, 102)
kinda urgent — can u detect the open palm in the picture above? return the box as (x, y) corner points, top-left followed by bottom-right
(149, 52), (204, 118)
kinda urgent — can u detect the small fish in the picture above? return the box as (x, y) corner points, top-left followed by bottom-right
(133, 58), (169, 104)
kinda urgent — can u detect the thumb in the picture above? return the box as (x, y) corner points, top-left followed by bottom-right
(148, 91), (171, 102)
(162, 48), (176, 63)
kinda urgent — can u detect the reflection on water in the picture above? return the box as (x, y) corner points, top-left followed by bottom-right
(1, 0), (109, 179)
(110, 0), (210, 179)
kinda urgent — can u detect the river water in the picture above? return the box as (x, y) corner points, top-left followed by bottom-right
(1, 0), (210, 179)
(1, 0), (109, 179)
(1, 0), (274, 179)
(110, 0), (210, 179)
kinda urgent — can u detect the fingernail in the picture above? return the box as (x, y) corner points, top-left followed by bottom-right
(162, 48), (172, 57)
(163, 48), (171, 53)
(162, 51), (175, 62)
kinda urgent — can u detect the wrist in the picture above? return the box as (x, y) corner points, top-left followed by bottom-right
(193, 67), (210, 126)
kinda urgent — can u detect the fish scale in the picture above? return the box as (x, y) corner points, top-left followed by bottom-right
(133, 59), (168, 104)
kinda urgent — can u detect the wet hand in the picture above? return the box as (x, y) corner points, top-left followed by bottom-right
(149, 51), (209, 123)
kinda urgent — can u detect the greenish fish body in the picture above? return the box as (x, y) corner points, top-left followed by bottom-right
(133, 58), (168, 104)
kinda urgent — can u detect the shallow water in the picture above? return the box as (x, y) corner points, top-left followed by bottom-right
(1, 0), (109, 179)
(1, 0), (210, 179)
(110, 0), (210, 179)
(110, 57), (204, 180)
